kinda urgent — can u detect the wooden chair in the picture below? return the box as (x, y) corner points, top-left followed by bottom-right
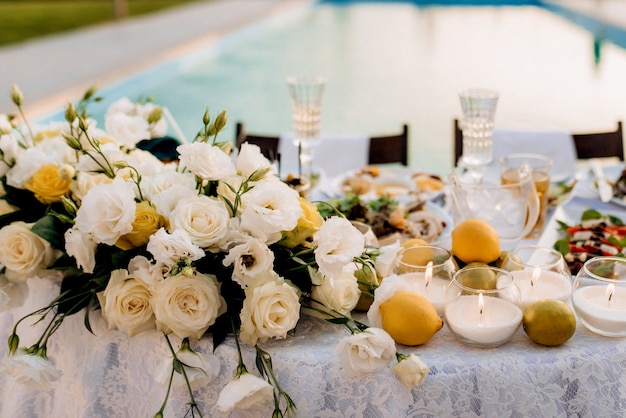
(235, 122), (409, 165)
(453, 119), (624, 165)
(235, 122), (280, 161)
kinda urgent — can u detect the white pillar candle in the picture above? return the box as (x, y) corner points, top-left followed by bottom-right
(400, 268), (449, 316)
(572, 284), (626, 335)
(445, 294), (523, 345)
(512, 268), (572, 310)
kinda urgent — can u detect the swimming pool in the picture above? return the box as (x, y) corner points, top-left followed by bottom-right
(47, 0), (626, 176)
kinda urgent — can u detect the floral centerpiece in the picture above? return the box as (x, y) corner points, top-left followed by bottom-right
(0, 85), (429, 417)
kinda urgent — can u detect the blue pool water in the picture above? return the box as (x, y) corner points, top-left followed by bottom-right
(43, 1), (626, 176)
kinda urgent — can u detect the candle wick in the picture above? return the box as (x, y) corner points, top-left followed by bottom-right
(425, 280), (430, 289)
(609, 292), (613, 302)
(479, 307), (483, 315)
(530, 279), (534, 287)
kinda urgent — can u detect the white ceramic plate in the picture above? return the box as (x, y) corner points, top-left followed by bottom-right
(536, 196), (626, 250)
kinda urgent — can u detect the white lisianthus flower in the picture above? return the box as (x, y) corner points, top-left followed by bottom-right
(0, 275), (28, 311)
(97, 269), (156, 337)
(0, 222), (57, 283)
(143, 168), (196, 202)
(139, 102), (167, 138)
(335, 327), (396, 375)
(217, 372), (273, 413)
(70, 171), (113, 202)
(393, 353), (430, 389)
(2, 348), (62, 389)
(240, 181), (302, 244)
(105, 98), (152, 148)
(147, 228), (204, 267)
(151, 272), (224, 339)
(127, 255), (168, 285)
(216, 174), (246, 214)
(74, 178), (136, 246)
(5, 146), (50, 188)
(64, 226), (97, 274)
(375, 241), (401, 278)
(222, 236), (275, 286)
(310, 263), (360, 318)
(314, 216), (365, 280)
(168, 194), (230, 250)
(155, 344), (220, 389)
(0, 134), (21, 177)
(151, 183), (197, 218)
(177, 142), (236, 181)
(367, 274), (420, 328)
(239, 278), (300, 346)
(236, 143), (274, 179)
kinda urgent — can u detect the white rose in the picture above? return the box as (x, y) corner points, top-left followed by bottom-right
(127, 255), (167, 285)
(310, 263), (360, 317)
(222, 236), (275, 286)
(74, 178), (136, 246)
(217, 372), (273, 413)
(70, 171), (112, 202)
(314, 216), (365, 279)
(168, 194), (230, 250)
(335, 327), (396, 375)
(239, 278), (300, 346)
(0, 222), (56, 282)
(97, 269), (155, 337)
(236, 143), (274, 179)
(155, 345), (220, 389)
(147, 228), (204, 267)
(3, 349), (62, 389)
(151, 272), (224, 339)
(240, 181), (302, 244)
(64, 226), (97, 274)
(177, 142), (236, 181)
(393, 353), (430, 388)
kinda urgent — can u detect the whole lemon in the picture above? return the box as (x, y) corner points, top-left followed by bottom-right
(379, 291), (442, 346)
(523, 299), (576, 346)
(451, 219), (501, 264)
(460, 262), (498, 290)
(396, 245), (435, 272)
(401, 238), (429, 248)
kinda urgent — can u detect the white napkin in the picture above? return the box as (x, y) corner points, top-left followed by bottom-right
(279, 133), (369, 177)
(492, 129), (577, 182)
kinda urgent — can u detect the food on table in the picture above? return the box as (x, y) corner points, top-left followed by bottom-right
(612, 168), (626, 202)
(379, 291), (442, 346)
(412, 173), (444, 192)
(522, 299), (576, 346)
(451, 218), (501, 264)
(547, 180), (576, 207)
(338, 166), (443, 197)
(553, 209), (626, 275)
(318, 193), (446, 245)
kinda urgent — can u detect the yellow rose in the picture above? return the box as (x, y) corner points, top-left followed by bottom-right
(115, 201), (166, 250)
(23, 163), (72, 204)
(280, 197), (324, 248)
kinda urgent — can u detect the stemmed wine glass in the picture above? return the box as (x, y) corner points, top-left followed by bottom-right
(286, 76), (325, 179)
(458, 88), (499, 183)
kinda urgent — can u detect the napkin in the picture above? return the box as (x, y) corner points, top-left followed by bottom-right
(492, 129), (577, 182)
(279, 133), (369, 177)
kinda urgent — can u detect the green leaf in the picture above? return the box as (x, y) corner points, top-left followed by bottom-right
(325, 317), (350, 325)
(581, 209), (603, 221)
(553, 239), (570, 255)
(31, 215), (66, 248)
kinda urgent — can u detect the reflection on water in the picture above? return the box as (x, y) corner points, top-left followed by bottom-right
(76, 2), (626, 175)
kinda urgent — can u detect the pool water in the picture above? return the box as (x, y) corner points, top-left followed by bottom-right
(51, 1), (626, 176)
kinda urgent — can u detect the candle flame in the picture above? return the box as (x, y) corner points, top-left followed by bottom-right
(607, 283), (616, 304)
(478, 292), (484, 315)
(531, 268), (541, 287)
(425, 261), (433, 289)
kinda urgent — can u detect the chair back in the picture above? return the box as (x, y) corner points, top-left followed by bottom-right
(454, 119), (624, 164)
(368, 124), (409, 166)
(235, 122), (280, 161)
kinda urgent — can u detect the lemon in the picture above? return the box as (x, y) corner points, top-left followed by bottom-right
(401, 238), (429, 248)
(460, 262), (498, 290)
(451, 219), (501, 264)
(523, 299), (576, 346)
(379, 291), (443, 346)
(397, 245), (435, 272)
(495, 251), (524, 271)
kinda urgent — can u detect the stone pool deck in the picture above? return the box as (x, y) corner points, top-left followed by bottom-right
(0, 0), (624, 117)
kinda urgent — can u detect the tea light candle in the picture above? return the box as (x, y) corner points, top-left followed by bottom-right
(400, 263), (449, 316)
(512, 268), (572, 310)
(445, 293), (523, 345)
(572, 283), (626, 335)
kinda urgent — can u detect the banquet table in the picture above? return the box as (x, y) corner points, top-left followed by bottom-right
(3, 166), (626, 418)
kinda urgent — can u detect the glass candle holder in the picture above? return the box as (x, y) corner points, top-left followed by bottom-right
(503, 246), (572, 311)
(444, 266), (522, 347)
(392, 245), (457, 316)
(572, 256), (626, 337)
